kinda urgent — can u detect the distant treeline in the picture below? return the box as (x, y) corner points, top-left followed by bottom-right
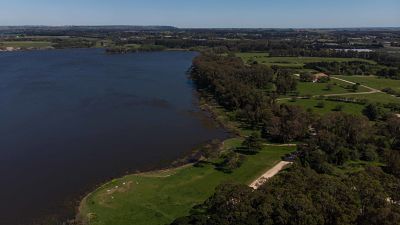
(269, 48), (400, 69)
(150, 38), (400, 74)
(105, 44), (166, 53)
(302, 61), (400, 79)
(304, 61), (382, 76)
(52, 38), (97, 49)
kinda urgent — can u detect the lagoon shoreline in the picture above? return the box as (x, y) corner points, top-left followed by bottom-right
(75, 91), (235, 224)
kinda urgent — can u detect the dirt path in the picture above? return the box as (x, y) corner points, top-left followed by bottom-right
(249, 161), (292, 189)
(263, 143), (297, 147)
(330, 76), (380, 93)
(322, 90), (379, 97)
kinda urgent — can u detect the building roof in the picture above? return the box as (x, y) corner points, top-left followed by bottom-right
(313, 72), (329, 78)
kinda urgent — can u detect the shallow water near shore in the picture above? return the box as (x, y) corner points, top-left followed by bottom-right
(0, 49), (227, 225)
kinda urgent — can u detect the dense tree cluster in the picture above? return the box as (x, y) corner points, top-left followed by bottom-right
(275, 70), (298, 94)
(262, 105), (310, 143)
(241, 132), (263, 153)
(155, 39), (272, 52)
(105, 44), (166, 53)
(268, 48), (373, 58)
(172, 114), (400, 225)
(299, 72), (315, 82)
(304, 61), (380, 75)
(300, 113), (373, 172)
(214, 151), (245, 173)
(269, 48), (399, 66)
(377, 68), (400, 79)
(172, 165), (400, 225)
(172, 53), (400, 225)
(191, 54), (297, 125)
(52, 38), (96, 49)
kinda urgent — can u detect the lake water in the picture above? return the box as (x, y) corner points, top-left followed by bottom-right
(0, 49), (227, 225)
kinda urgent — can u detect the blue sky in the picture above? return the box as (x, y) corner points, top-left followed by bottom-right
(0, 0), (399, 28)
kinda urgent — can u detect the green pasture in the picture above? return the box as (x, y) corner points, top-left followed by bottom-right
(79, 139), (294, 225)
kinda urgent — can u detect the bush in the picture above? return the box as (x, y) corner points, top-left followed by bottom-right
(299, 72), (314, 82)
(384, 102), (400, 112)
(319, 77), (329, 83)
(215, 152), (245, 173)
(362, 146), (379, 161)
(351, 84), (360, 92)
(316, 101), (325, 108)
(362, 103), (382, 121)
(382, 87), (400, 97)
(332, 104), (344, 111)
(240, 132), (263, 154)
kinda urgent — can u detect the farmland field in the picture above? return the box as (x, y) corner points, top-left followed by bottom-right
(338, 92), (400, 104)
(280, 98), (365, 115)
(294, 79), (370, 96)
(333, 75), (400, 92)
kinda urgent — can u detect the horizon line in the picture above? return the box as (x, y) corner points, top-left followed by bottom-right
(1, 25), (400, 29)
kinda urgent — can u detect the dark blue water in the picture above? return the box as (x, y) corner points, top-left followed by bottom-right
(0, 49), (226, 225)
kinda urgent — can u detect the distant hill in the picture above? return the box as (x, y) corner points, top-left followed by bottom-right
(0, 25), (179, 34)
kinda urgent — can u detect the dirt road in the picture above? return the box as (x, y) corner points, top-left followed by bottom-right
(330, 76), (380, 93)
(249, 161), (292, 189)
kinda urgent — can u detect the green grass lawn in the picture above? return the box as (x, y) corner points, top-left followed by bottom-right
(338, 92), (400, 104)
(0, 41), (53, 48)
(236, 52), (270, 60)
(280, 98), (365, 115)
(124, 44), (141, 48)
(294, 80), (370, 97)
(79, 138), (295, 225)
(333, 75), (400, 92)
(236, 53), (376, 68)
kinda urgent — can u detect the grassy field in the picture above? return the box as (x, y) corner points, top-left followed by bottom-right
(79, 138), (295, 225)
(280, 98), (365, 115)
(236, 52), (270, 61)
(333, 75), (400, 92)
(294, 79), (370, 96)
(0, 41), (53, 48)
(124, 44), (141, 48)
(236, 53), (376, 68)
(338, 92), (400, 104)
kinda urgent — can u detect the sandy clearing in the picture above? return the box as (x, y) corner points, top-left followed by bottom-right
(249, 161), (292, 189)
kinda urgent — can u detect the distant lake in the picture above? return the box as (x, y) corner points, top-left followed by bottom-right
(0, 49), (227, 225)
